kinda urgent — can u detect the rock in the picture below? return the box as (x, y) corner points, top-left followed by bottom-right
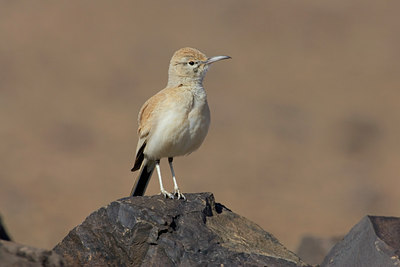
(322, 215), (400, 266)
(0, 215), (11, 241)
(0, 240), (65, 267)
(53, 192), (307, 266)
(296, 235), (342, 266)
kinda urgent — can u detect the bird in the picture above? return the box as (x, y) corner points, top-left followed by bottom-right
(130, 47), (231, 199)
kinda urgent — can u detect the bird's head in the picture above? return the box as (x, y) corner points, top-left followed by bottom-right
(168, 47), (231, 87)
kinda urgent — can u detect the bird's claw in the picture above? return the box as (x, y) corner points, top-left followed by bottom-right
(174, 189), (186, 200)
(161, 190), (174, 199)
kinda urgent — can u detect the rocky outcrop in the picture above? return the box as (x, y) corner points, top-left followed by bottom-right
(2, 194), (400, 266)
(0, 240), (65, 267)
(53, 193), (307, 266)
(322, 215), (400, 266)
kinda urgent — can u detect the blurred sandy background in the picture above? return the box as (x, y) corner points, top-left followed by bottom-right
(1, 1), (400, 252)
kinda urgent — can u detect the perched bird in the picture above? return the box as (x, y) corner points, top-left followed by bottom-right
(130, 47), (230, 199)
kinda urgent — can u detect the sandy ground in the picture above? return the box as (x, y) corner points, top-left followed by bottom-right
(1, 1), (400, 252)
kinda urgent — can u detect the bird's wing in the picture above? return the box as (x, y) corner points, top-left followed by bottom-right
(137, 89), (168, 139)
(132, 91), (165, 172)
(137, 85), (190, 136)
(132, 85), (191, 171)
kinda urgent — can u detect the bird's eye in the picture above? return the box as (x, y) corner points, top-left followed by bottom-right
(188, 61), (195, 66)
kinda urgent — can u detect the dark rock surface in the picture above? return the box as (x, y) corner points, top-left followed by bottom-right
(4, 194), (400, 266)
(322, 215), (400, 266)
(0, 240), (65, 267)
(53, 193), (307, 266)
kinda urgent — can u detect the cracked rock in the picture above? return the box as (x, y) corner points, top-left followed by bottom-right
(53, 192), (307, 266)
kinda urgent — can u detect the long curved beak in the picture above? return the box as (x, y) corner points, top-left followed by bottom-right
(205, 55), (231, 65)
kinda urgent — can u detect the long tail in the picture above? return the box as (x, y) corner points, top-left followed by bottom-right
(130, 159), (156, 196)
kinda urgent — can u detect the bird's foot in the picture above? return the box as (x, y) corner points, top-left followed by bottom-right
(160, 189), (174, 199)
(174, 189), (186, 200)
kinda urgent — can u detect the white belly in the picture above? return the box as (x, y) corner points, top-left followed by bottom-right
(145, 101), (210, 160)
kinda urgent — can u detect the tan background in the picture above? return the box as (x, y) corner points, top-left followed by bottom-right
(1, 1), (400, 252)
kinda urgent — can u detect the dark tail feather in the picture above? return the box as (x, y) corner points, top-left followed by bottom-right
(131, 142), (146, 172)
(130, 159), (155, 196)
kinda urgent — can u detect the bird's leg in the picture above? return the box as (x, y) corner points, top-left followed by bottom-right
(156, 159), (174, 199)
(168, 157), (185, 200)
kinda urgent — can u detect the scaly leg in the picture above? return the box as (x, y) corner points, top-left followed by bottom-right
(156, 160), (174, 199)
(168, 157), (185, 200)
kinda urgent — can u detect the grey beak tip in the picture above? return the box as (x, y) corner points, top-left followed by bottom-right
(206, 55), (232, 64)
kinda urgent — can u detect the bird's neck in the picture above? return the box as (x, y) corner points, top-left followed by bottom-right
(167, 75), (204, 88)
